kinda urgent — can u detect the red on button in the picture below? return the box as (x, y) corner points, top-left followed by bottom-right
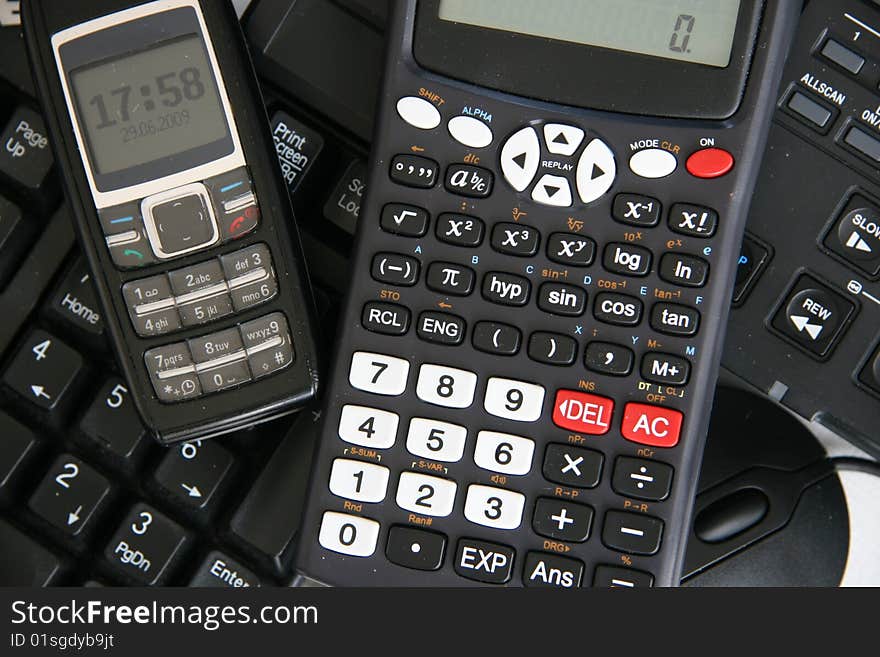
(552, 390), (614, 435)
(686, 147), (734, 179)
(621, 403), (683, 447)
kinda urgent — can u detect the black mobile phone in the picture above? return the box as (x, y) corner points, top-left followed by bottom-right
(294, 0), (798, 587)
(21, 0), (319, 444)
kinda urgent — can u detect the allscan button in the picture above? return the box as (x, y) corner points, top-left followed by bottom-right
(621, 403), (683, 447)
(552, 390), (614, 435)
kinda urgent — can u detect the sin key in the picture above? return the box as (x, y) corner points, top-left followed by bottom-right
(29, 454), (111, 537)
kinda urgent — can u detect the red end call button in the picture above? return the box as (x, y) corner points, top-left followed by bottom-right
(685, 148), (734, 179)
(552, 390), (614, 435)
(621, 403), (683, 447)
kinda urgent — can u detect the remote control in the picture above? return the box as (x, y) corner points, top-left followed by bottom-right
(295, 0), (797, 586)
(22, 0), (319, 444)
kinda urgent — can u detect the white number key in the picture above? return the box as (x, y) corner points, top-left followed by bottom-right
(318, 511), (380, 557)
(338, 405), (399, 449)
(328, 459), (390, 503)
(349, 352), (409, 396)
(464, 484), (525, 530)
(406, 418), (467, 462)
(416, 364), (477, 408)
(473, 431), (535, 475)
(395, 471), (457, 517)
(484, 377), (544, 421)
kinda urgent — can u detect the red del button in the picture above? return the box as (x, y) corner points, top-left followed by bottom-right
(552, 390), (614, 435)
(686, 147), (734, 179)
(621, 403), (683, 447)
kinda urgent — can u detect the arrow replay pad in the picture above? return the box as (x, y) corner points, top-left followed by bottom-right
(771, 273), (856, 358)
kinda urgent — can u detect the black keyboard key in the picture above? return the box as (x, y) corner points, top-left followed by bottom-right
(371, 252), (419, 286)
(0, 194), (31, 283)
(669, 203), (718, 238)
(612, 193), (661, 227)
(425, 261), (475, 296)
(594, 292), (643, 326)
(584, 341), (634, 376)
(79, 378), (149, 467)
(386, 526), (446, 571)
(546, 232), (595, 266)
(0, 107), (53, 194)
(444, 163), (493, 198)
(270, 109), (324, 194)
(153, 439), (235, 513)
(0, 519), (64, 586)
(603, 242), (651, 276)
(229, 412), (317, 576)
(0, 412), (38, 500)
(542, 443), (603, 488)
(390, 154), (437, 188)
(472, 321), (521, 356)
(659, 253), (708, 287)
(362, 301), (410, 335)
(29, 455), (110, 536)
(528, 331), (577, 365)
(3, 330), (82, 411)
(323, 160), (366, 235)
(482, 271), (530, 306)
(641, 352), (691, 386)
(416, 311), (465, 345)
(104, 504), (190, 585)
(537, 282), (587, 316)
(491, 222), (539, 256)
(522, 552), (584, 588)
(532, 497), (593, 542)
(436, 213), (484, 246)
(380, 203), (429, 237)
(602, 510), (664, 555)
(650, 302), (700, 337)
(454, 538), (515, 584)
(612, 456), (674, 502)
(593, 565), (654, 588)
(189, 551), (261, 587)
(47, 259), (105, 335)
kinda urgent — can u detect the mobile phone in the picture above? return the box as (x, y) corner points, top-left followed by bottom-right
(22, 0), (319, 444)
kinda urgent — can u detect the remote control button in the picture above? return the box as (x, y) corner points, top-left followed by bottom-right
(484, 376), (545, 422)
(406, 417), (467, 462)
(144, 343), (201, 403)
(371, 252), (419, 286)
(532, 498), (593, 543)
(396, 472), (457, 517)
(362, 301), (410, 335)
(99, 201), (143, 236)
(825, 205), (880, 276)
(612, 457), (674, 501)
(491, 222), (540, 256)
(349, 352), (410, 396)
(500, 126), (540, 192)
(105, 228), (157, 269)
(416, 364), (477, 408)
(188, 327), (244, 363)
(528, 331), (577, 366)
(641, 352), (691, 386)
(396, 96), (441, 130)
(198, 359), (251, 394)
(733, 236), (770, 305)
(602, 510), (663, 555)
(669, 203), (718, 238)
(659, 252), (709, 287)
(474, 430), (535, 476)
(584, 341), (634, 376)
(841, 126), (880, 164)
(650, 302), (700, 337)
(105, 504), (189, 585)
(770, 275), (855, 357)
(380, 203), (429, 237)
(445, 164), (493, 198)
(29, 455), (110, 536)
(593, 565), (654, 588)
(575, 138), (616, 203)
(454, 538), (515, 584)
(629, 148), (676, 179)
(122, 275), (181, 337)
(329, 459), (390, 503)
(858, 344), (880, 394)
(523, 552), (584, 588)
(436, 213), (485, 246)
(686, 147), (734, 179)
(531, 173), (572, 207)
(386, 526), (446, 571)
(416, 311), (466, 346)
(390, 154), (438, 188)
(543, 123), (584, 156)
(542, 444), (603, 488)
(3, 331), (83, 411)
(318, 511), (379, 557)
(472, 321), (521, 356)
(612, 193), (661, 227)
(537, 282), (587, 316)
(546, 232), (595, 266)
(464, 484), (525, 530)
(143, 184), (218, 258)
(482, 271), (530, 306)
(448, 115), (493, 148)
(820, 38), (864, 74)
(603, 242), (651, 276)
(594, 292), (643, 326)
(338, 405), (399, 449)
(426, 262), (475, 296)
(552, 389), (613, 435)
(621, 402), (683, 447)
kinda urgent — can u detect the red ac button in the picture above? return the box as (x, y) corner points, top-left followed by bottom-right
(621, 403), (683, 447)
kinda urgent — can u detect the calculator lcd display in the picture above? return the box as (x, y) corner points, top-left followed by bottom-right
(438, 0), (742, 68)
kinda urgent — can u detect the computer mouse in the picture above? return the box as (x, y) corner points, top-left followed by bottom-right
(683, 386), (849, 586)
